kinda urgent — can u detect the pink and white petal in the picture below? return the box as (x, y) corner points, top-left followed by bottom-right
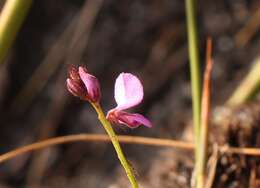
(117, 112), (152, 128)
(114, 73), (143, 110)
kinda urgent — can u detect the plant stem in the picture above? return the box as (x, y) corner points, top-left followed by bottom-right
(91, 103), (138, 188)
(197, 38), (213, 188)
(227, 57), (260, 106)
(0, 0), (32, 64)
(185, 0), (201, 186)
(185, 0), (201, 138)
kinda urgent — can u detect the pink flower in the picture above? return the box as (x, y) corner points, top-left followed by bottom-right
(66, 65), (101, 103)
(107, 73), (152, 128)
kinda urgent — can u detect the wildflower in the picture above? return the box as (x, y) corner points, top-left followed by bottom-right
(66, 65), (101, 103)
(107, 73), (152, 128)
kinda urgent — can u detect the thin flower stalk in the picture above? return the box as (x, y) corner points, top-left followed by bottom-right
(91, 102), (138, 188)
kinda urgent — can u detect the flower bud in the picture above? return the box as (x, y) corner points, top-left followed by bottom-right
(66, 65), (101, 103)
(78, 67), (101, 103)
(66, 78), (89, 100)
(68, 65), (81, 81)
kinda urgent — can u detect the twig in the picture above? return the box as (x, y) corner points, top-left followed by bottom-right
(0, 0), (32, 63)
(234, 7), (260, 48)
(221, 146), (260, 156)
(205, 144), (218, 188)
(0, 134), (193, 164)
(197, 38), (213, 188)
(2, 134), (260, 165)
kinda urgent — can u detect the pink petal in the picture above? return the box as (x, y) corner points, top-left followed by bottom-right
(78, 67), (101, 102)
(114, 73), (143, 110)
(116, 111), (152, 128)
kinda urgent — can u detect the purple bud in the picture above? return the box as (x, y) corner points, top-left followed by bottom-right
(66, 78), (89, 100)
(66, 65), (101, 103)
(78, 67), (101, 103)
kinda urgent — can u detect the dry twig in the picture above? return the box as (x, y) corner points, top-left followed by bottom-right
(235, 7), (260, 47)
(205, 144), (219, 188)
(1, 134), (260, 165)
(197, 37), (213, 187)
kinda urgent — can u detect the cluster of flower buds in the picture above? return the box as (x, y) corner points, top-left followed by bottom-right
(67, 66), (152, 128)
(66, 65), (100, 103)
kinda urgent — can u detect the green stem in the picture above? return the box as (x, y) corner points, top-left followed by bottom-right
(227, 57), (260, 106)
(0, 0), (32, 63)
(185, 0), (201, 186)
(91, 103), (138, 188)
(185, 0), (201, 143)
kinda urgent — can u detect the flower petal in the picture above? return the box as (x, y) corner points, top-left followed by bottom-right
(78, 66), (101, 102)
(68, 64), (81, 80)
(116, 111), (152, 128)
(66, 78), (87, 99)
(114, 73), (143, 110)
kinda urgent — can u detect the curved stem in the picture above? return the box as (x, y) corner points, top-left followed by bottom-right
(0, 134), (194, 164)
(1, 134), (260, 165)
(0, 0), (32, 63)
(91, 103), (138, 188)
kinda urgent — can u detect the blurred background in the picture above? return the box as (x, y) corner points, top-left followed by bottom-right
(0, 0), (260, 187)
